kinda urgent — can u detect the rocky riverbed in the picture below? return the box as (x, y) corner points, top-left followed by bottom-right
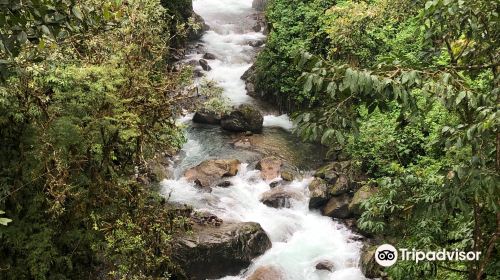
(161, 0), (372, 279)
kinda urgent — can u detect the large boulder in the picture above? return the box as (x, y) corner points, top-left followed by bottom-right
(247, 265), (285, 280)
(174, 222), (272, 280)
(360, 245), (382, 278)
(193, 108), (222, 125)
(188, 12), (209, 40)
(184, 159), (241, 189)
(260, 187), (302, 208)
(349, 185), (378, 216)
(308, 178), (330, 209)
(329, 174), (351, 196)
(322, 194), (352, 219)
(221, 105), (264, 133)
(256, 156), (282, 181)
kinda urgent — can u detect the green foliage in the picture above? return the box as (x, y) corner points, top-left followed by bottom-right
(258, 0), (499, 278)
(0, 0), (197, 279)
(198, 79), (231, 114)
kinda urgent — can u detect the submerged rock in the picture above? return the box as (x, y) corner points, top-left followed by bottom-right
(174, 222), (272, 280)
(221, 104), (264, 133)
(256, 156), (282, 181)
(260, 186), (301, 208)
(184, 159), (241, 189)
(247, 265), (285, 280)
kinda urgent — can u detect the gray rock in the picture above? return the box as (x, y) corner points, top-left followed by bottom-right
(315, 260), (334, 272)
(360, 245), (382, 278)
(248, 40), (265, 47)
(308, 178), (329, 209)
(174, 222), (272, 280)
(252, 23), (262, 32)
(329, 174), (350, 196)
(203, 52), (217, 60)
(199, 59), (212, 71)
(322, 194), (352, 218)
(188, 12), (209, 41)
(349, 185), (378, 216)
(193, 108), (222, 125)
(221, 104), (264, 133)
(260, 187), (302, 208)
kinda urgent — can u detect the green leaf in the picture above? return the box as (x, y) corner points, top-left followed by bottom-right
(455, 91), (466, 105)
(72, 6), (84, 20)
(0, 217), (12, 226)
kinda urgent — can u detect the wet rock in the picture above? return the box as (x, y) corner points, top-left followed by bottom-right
(252, 23), (262, 32)
(349, 185), (378, 216)
(308, 178), (329, 209)
(191, 211), (223, 227)
(360, 245), (382, 278)
(247, 265), (285, 280)
(322, 194), (352, 218)
(221, 104), (264, 133)
(269, 180), (281, 189)
(199, 59), (212, 71)
(203, 52), (217, 60)
(260, 187), (301, 208)
(281, 171), (294, 181)
(248, 40), (265, 47)
(246, 82), (256, 96)
(184, 159), (241, 189)
(193, 108), (222, 125)
(217, 180), (232, 188)
(315, 260), (334, 272)
(193, 69), (204, 78)
(174, 222), (272, 280)
(189, 12), (209, 41)
(256, 156), (282, 181)
(329, 174), (350, 196)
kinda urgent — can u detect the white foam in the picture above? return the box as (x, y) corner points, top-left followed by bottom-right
(263, 114), (294, 130)
(193, 0), (265, 106)
(161, 165), (365, 279)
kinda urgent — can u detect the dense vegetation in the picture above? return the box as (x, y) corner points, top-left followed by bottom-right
(255, 0), (499, 279)
(0, 1), (200, 279)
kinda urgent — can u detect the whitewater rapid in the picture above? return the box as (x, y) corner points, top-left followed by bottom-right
(161, 0), (366, 279)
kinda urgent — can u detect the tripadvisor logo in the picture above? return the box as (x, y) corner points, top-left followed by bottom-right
(374, 244), (482, 267)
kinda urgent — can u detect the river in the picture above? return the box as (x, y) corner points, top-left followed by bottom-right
(161, 1), (366, 279)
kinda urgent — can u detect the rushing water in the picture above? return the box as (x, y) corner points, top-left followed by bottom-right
(161, 0), (366, 279)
